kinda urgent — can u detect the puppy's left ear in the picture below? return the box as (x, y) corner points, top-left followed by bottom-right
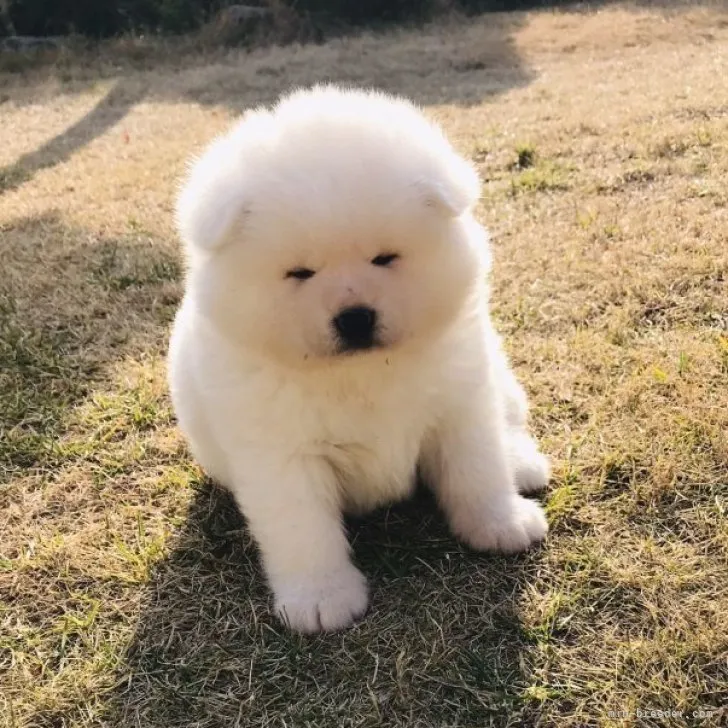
(418, 156), (481, 218)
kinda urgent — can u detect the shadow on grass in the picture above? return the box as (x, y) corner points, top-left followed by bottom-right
(0, 212), (180, 473)
(0, 10), (533, 196)
(1, 0), (716, 198)
(108, 482), (546, 727)
(0, 81), (147, 196)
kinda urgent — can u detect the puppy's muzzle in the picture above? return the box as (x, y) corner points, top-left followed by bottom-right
(333, 305), (378, 352)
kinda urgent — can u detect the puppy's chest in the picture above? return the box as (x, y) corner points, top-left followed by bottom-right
(311, 393), (430, 510)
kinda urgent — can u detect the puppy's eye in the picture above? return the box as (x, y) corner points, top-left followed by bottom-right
(371, 253), (399, 267)
(286, 267), (316, 281)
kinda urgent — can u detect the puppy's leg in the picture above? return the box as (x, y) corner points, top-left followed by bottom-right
(488, 334), (550, 493)
(422, 398), (547, 553)
(231, 454), (368, 633)
(507, 428), (550, 494)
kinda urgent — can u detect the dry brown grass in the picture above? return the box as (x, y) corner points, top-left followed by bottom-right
(1, 2), (727, 726)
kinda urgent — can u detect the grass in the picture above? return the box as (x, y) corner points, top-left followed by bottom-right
(1, 2), (727, 726)
(514, 142), (537, 169)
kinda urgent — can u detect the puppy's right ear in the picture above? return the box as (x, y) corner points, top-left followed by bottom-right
(176, 130), (250, 253)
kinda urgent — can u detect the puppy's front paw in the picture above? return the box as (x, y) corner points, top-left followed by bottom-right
(272, 562), (369, 633)
(508, 430), (551, 493)
(451, 495), (548, 553)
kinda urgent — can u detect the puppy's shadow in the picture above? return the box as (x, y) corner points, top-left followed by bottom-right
(110, 481), (543, 726)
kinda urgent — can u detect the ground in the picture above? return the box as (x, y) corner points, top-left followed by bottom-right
(1, 2), (727, 726)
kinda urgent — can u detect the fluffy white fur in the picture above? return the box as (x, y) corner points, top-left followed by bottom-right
(168, 85), (550, 633)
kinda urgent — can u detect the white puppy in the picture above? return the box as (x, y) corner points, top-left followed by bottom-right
(168, 85), (550, 633)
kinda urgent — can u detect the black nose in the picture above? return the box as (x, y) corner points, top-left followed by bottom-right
(333, 306), (378, 350)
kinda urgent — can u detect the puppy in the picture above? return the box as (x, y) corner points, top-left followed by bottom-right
(168, 85), (550, 633)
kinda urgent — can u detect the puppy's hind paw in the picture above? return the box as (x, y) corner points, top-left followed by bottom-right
(508, 430), (551, 493)
(272, 562), (369, 634)
(451, 495), (548, 554)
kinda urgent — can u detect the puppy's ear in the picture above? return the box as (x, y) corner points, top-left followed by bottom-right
(417, 156), (481, 218)
(176, 108), (276, 253)
(176, 131), (250, 253)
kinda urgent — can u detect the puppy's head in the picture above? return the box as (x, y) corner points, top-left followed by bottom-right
(177, 86), (490, 366)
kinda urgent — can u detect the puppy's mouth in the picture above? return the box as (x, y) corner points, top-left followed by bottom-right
(334, 337), (385, 356)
